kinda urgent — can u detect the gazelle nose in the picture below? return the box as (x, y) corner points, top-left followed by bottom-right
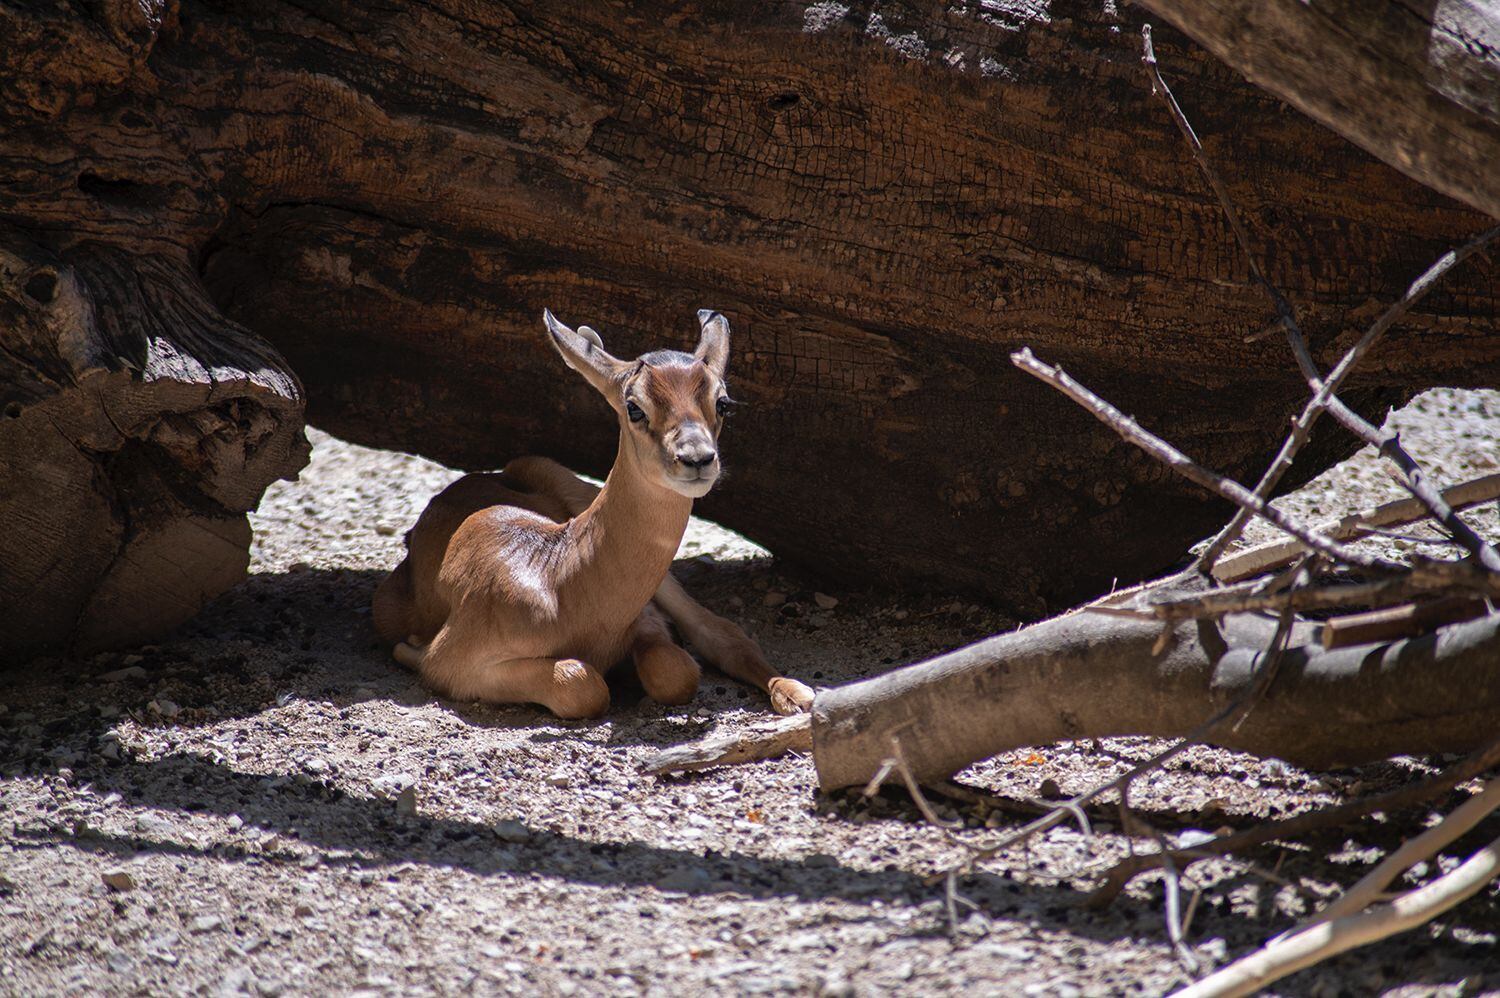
(676, 447), (717, 469)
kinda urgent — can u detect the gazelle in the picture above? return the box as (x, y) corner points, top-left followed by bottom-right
(372, 308), (814, 719)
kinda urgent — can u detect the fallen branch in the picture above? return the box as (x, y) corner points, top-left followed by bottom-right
(641, 712), (810, 776)
(1212, 473), (1500, 583)
(1088, 732), (1500, 907)
(651, 604), (1500, 786)
(1106, 562), (1500, 624)
(1175, 832), (1500, 998)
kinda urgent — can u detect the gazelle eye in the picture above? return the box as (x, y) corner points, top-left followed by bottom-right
(715, 396), (734, 417)
(626, 400), (646, 423)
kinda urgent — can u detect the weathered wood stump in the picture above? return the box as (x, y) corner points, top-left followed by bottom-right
(0, 229), (307, 660)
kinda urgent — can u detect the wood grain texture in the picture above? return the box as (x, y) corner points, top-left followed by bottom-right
(2, 1), (1497, 652)
(1137, 0), (1500, 220)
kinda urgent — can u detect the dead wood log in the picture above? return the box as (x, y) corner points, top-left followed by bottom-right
(1135, 0), (1500, 221)
(644, 587), (1500, 786)
(2, 2), (1497, 638)
(0, 226), (307, 660)
(808, 587), (1500, 790)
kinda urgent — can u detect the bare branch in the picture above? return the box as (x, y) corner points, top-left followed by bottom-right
(1089, 733), (1500, 907)
(1011, 348), (1401, 574)
(1176, 832), (1500, 998)
(1212, 472), (1500, 583)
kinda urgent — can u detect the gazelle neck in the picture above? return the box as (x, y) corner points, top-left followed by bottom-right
(570, 428), (693, 596)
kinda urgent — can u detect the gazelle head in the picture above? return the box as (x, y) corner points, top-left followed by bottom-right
(543, 308), (736, 499)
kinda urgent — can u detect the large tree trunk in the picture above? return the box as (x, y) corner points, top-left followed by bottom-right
(1136, 0), (1500, 221)
(2, 2), (1498, 657)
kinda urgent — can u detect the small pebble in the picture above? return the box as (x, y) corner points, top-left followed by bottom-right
(395, 786), (418, 816)
(494, 819), (531, 843)
(189, 915), (223, 934)
(101, 871), (135, 892)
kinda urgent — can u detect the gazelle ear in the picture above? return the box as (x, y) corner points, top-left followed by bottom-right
(694, 309), (730, 378)
(543, 309), (626, 392)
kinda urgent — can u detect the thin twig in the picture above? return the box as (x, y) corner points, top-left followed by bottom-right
(1160, 846), (1201, 974)
(1011, 348), (1401, 575)
(1140, 24), (1500, 574)
(889, 736), (964, 832)
(1089, 732), (1500, 906)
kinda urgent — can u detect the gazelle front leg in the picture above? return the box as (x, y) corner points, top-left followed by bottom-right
(655, 576), (814, 715)
(452, 656), (611, 719)
(631, 603), (701, 706)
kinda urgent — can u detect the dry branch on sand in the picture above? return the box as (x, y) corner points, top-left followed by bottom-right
(647, 26), (1500, 992)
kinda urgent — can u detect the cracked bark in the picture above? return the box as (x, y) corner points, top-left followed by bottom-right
(0, 229), (307, 660)
(2, 1), (1498, 659)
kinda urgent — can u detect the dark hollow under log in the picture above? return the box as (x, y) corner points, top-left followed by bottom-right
(3, 1), (1499, 656)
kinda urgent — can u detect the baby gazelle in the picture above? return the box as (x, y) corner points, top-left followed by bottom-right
(372, 309), (814, 718)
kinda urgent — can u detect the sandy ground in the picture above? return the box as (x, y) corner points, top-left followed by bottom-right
(3, 389), (1499, 996)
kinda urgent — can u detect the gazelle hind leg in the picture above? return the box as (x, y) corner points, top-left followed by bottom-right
(631, 603), (700, 706)
(372, 557), (418, 644)
(415, 622), (609, 719)
(393, 635), (427, 671)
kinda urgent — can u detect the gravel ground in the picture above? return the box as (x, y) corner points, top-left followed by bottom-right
(3, 389), (1499, 996)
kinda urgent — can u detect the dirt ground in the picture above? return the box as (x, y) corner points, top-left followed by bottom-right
(3, 388), (1500, 997)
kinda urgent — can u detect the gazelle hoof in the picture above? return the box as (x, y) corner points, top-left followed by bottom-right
(768, 677), (814, 715)
(393, 637), (427, 671)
